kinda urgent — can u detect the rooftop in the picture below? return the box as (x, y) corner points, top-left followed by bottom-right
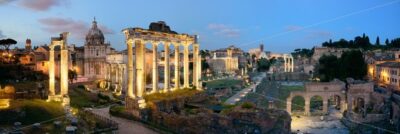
(376, 61), (400, 68)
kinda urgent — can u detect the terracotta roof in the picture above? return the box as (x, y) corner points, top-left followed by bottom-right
(376, 62), (400, 68)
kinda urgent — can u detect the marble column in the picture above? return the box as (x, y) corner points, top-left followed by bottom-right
(291, 58), (294, 72)
(287, 98), (292, 114)
(305, 97), (310, 116)
(284, 56), (287, 72)
(193, 44), (199, 88)
(152, 42), (158, 93)
(127, 40), (135, 98)
(135, 39), (145, 97)
(323, 97), (329, 114)
(174, 43), (180, 90)
(340, 100), (346, 113)
(164, 42), (170, 92)
(60, 42), (68, 96)
(198, 55), (202, 89)
(48, 48), (55, 96)
(183, 44), (189, 88)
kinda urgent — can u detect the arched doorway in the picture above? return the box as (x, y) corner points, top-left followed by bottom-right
(310, 95), (323, 115)
(328, 95), (342, 110)
(291, 96), (305, 114)
(353, 97), (365, 114)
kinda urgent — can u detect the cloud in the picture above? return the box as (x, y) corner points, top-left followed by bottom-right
(306, 30), (332, 39)
(18, 0), (69, 11)
(284, 25), (303, 31)
(207, 23), (240, 38)
(0, 0), (15, 5)
(0, 30), (5, 38)
(38, 17), (114, 39)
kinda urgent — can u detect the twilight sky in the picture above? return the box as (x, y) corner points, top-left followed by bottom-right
(0, 0), (399, 53)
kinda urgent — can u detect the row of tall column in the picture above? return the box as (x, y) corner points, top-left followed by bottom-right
(126, 39), (202, 104)
(48, 32), (69, 104)
(105, 63), (125, 92)
(283, 55), (294, 72)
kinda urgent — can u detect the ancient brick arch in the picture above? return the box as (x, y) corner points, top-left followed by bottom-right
(286, 81), (346, 116)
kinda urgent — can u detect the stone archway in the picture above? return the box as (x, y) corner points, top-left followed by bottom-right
(354, 97), (366, 114)
(310, 95), (323, 115)
(328, 95), (342, 111)
(291, 96), (305, 114)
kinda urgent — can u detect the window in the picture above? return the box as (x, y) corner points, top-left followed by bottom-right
(42, 62), (45, 66)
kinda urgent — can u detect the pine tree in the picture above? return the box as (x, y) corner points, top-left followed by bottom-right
(376, 36), (380, 46)
(386, 38), (390, 46)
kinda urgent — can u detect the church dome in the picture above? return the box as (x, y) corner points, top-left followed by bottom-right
(85, 18), (104, 45)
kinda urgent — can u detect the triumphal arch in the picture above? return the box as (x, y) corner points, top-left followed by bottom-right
(47, 32), (70, 106)
(122, 27), (202, 115)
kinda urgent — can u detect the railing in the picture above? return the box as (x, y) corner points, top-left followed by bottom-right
(81, 109), (119, 133)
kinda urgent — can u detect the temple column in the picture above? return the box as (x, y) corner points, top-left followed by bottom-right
(164, 42), (170, 92)
(323, 97), (329, 114)
(48, 48), (55, 96)
(183, 43), (189, 88)
(291, 57), (294, 72)
(305, 97), (310, 116)
(340, 99), (346, 113)
(135, 39), (145, 97)
(151, 42), (158, 93)
(60, 41), (68, 96)
(193, 44), (199, 89)
(174, 43), (180, 90)
(287, 98), (292, 114)
(126, 40), (135, 98)
(284, 56), (287, 72)
(198, 55), (202, 89)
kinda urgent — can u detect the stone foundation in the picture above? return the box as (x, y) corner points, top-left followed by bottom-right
(140, 93), (291, 134)
(47, 95), (63, 102)
(125, 97), (146, 118)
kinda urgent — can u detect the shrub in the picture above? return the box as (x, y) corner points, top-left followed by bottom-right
(4, 85), (15, 94)
(241, 102), (255, 109)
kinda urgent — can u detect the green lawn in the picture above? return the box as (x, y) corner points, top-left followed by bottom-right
(276, 85), (305, 109)
(204, 79), (243, 89)
(144, 88), (201, 103)
(69, 87), (98, 108)
(0, 99), (64, 125)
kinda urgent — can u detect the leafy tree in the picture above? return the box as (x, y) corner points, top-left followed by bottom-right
(201, 59), (209, 72)
(315, 55), (339, 82)
(292, 48), (314, 58)
(315, 50), (367, 81)
(68, 69), (77, 83)
(256, 58), (270, 72)
(338, 50), (367, 80)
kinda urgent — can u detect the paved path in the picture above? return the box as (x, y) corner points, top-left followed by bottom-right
(291, 106), (349, 134)
(224, 73), (265, 105)
(91, 107), (158, 134)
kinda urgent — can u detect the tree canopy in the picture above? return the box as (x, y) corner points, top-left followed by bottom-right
(0, 38), (17, 51)
(291, 48), (314, 58)
(315, 50), (367, 82)
(321, 33), (400, 50)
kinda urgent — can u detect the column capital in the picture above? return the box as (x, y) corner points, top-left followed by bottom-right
(171, 41), (180, 46)
(161, 41), (171, 45)
(151, 41), (160, 46)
